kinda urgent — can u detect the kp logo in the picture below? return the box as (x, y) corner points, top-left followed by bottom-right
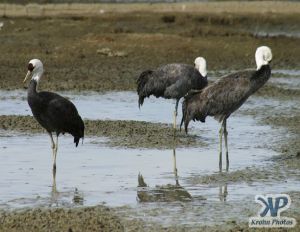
(249, 194), (297, 228)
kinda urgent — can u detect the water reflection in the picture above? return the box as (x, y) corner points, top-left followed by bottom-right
(219, 183), (228, 202)
(50, 170), (59, 206)
(50, 170), (84, 207)
(137, 147), (192, 202)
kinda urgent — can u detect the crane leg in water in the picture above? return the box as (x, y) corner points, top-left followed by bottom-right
(48, 131), (58, 173)
(223, 119), (229, 171)
(219, 122), (224, 172)
(53, 133), (58, 171)
(219, 119), (229, 172)
(173, 147), (179, 186)
(173, 99), (180, 130)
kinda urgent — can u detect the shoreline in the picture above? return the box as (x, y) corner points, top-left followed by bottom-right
(0, 1), (300, 17)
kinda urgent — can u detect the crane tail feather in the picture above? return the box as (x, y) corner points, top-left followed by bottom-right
(181, 90), (207, 134)
(74, 136), (80, 147)
(137, 70), (153, 108)
(138, 96), (145, 109)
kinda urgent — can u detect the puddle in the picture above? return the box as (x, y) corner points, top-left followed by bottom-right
(242, 97), (300, 118)
(0, 89), (286, 151)
(0, 69), (299, 119)
(0, 129), (275, 207)
(0, 70), (299, 226)
(1, 132), (299, 225)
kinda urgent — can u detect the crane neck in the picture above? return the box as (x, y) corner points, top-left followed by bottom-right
(250, 64), (271, 94)
(27, 80), (38, 97)
(256, 64), (271, 80)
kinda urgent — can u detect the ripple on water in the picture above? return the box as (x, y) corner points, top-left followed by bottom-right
(0, 80), (299, 226)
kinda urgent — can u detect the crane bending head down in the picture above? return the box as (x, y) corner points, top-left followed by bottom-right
(255, 46), (272, 70)
(180, 46), (272, 171)
(194, 57), (207, 77)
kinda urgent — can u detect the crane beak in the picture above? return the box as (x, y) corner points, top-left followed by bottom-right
(23, 71), (31, 83)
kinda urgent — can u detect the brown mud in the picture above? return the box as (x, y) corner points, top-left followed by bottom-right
(0, 2), (300, 232)
(0, 10), (299, 91)
(0, 206), (124, 232)
(0, 115), (205, 149)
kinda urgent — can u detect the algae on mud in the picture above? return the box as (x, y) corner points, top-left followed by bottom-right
(0, 2), (300, 232)
(0, 206), (124, 232)
(0, 115), (206, 149)
(0, 11), (299, 91)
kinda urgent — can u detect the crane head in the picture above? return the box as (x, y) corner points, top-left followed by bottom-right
(23, 59), (44, 84)
(194, 57), (207, 77)
(255, 46), (272, 70)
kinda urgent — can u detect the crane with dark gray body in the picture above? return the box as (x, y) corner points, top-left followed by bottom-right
(180, 46), (272, 171)
(137, 57), (208, 130)
(23, 59), (84, 173)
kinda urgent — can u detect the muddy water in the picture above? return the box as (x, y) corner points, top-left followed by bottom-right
(1, 136), (299, 228)
(0, 70), (299, 228)
(0, 128), (276, 207)
(2, 130), (300, 226)
(0, 89), (285, 149)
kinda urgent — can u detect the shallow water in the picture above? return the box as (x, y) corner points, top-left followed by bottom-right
(1, 69), (299, 120)
(0, 129), (275, 207)
(0, 89), (286, 149)
(1, 131), (299, 225)
(0, 70), (299, 226)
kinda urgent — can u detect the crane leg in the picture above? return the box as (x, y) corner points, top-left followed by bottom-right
(52, 166), (57, 194)
(223, 119), (229, 171)
(173, 100), (179, 130)
(173, 147), (179, 186)
(173, 111), (177, 130)
(219, 123), (224, 172)
(53, 134), (59, 171)
(48, 131), (56, 162)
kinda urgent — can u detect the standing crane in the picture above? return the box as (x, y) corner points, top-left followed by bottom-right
(181, 46), (272, 171)
(23, 59), (84, 172)
(137, 57), (208, 130)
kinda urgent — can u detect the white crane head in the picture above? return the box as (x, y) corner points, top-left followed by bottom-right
(23, 59), (44, 84)
(194, 57), (207, 77)
(255, 46), (272, 70)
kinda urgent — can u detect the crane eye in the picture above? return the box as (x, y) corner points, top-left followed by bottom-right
(28, 63), (34, 72)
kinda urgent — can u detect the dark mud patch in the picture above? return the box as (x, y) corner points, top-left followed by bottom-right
(0, 115), (205, 149)
(116, 194), (300, 232)
(186, 163), (299, 186)
(0, 12), (299, 91)
(263, 115), (300, 170)
(265, 115), (300, 135)
(0, 206), (124, 232)
(257, 84), (300, 99)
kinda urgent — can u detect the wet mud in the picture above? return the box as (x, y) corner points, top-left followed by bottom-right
(0, 2), (300, 232)
(0, 115), (205, 149)
(0, 206), (124, 232)
(0, 10), (299, 91)
(0, 204), (299, 232)
(257, 84), (300, 99)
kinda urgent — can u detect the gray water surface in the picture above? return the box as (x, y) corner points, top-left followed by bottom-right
(0, 70), (299, 226)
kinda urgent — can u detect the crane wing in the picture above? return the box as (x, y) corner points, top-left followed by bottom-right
(203, 69), (256, 118)
(37, 92), (83, 135)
